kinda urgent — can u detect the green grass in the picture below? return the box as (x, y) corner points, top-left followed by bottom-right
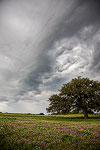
(0, 113), (100, 150)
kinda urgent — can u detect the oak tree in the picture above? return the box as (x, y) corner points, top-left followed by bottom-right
(46, 77), (100, 119)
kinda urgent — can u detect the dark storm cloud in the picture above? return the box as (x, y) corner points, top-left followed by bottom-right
(0, 96), (8, 102)
(0, 0), (3, 3)
(24, 47), (54, 93)
(0, 0), (100, 113)
(55, 0), (100, 40)
(25, 0), (100, 92)
(52, 0), (100, 77)
(91, 42), (100, 72)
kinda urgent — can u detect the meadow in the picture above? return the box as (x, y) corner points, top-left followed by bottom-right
(0, 113), (100, 150)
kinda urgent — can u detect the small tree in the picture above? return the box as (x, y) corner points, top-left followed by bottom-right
(47, 77), (100, 119)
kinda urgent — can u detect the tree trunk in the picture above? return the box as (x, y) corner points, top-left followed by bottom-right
(83, 108), (88, 119)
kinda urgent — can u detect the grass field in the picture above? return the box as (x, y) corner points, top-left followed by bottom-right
(0, 113), (100, 150)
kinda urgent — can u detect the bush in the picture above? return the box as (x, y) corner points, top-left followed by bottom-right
(39, 113), (44, 115)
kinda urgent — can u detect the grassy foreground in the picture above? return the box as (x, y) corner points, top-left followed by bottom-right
(0, 113), (100, 150)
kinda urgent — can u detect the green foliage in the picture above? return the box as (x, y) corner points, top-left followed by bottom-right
(46, 94), (64, 113)
(70, 110), (79, 114)
(47, 77), (100, 119)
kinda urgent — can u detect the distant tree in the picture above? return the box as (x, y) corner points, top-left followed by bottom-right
(27, 113), (31, 115)
(46, 77), (100, 119)
(39, 113), (44, 115)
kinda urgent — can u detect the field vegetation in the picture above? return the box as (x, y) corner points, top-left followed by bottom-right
(0, 113), (100, 150)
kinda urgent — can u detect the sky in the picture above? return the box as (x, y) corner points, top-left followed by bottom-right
(0, 0), (100, 114)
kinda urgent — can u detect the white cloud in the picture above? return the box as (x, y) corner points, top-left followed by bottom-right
(43, 25), (100, 89)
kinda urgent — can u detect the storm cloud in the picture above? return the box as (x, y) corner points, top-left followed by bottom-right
(0, 0), (100, 113)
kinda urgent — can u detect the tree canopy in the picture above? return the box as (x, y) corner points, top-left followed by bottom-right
(46, 77), (100, 119)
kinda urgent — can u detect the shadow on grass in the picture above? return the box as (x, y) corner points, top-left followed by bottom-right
(0, 113), (100, 122)
(34, 115), (100, 122)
